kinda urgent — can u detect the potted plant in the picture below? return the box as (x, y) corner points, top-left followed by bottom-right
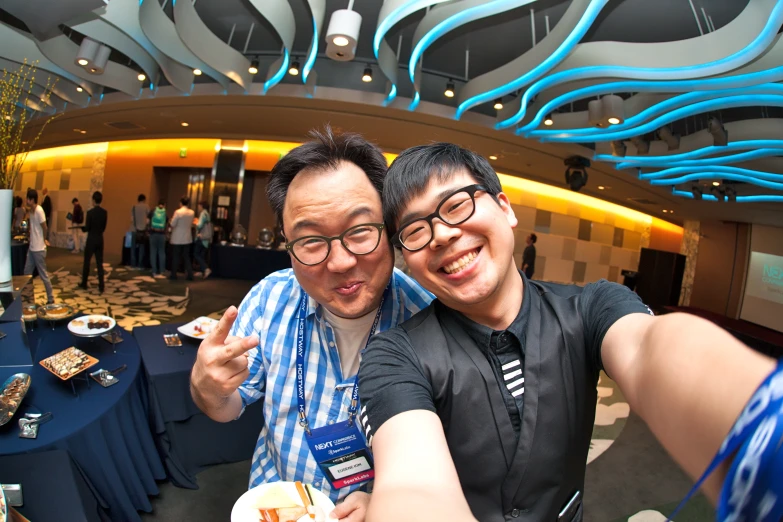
(0, 60), (57, 285)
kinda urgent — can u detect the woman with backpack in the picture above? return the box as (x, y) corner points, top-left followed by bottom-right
(148, 200), (168, 279)
(193, 199), (212, 279)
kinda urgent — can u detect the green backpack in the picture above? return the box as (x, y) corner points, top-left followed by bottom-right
(151, 207), (167, 231)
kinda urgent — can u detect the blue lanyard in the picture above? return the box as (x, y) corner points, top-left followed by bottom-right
(295, 284), (388, 434)
(668, 360), (783, 522)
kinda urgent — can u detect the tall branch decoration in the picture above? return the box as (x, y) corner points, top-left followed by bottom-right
(0, 59), (58, 190)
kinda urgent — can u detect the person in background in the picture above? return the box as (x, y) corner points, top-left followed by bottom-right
(193, 199), (212, 279)
(522, 232), (537, 279)
(170, 195), (195, 281)
(12, 196), (26, 233)
(149, 199), (168, 280)
(24, 188), (54, 304)
(79, 191), (108, 294)
(40, 187), (52, 240)
(70, 197), (84, 254)
(131, 193), (150, 270)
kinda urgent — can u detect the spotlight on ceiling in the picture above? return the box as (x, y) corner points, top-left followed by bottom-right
(137, 73), (146, 82)
(708, 117), (728, 146)
(326, 8), (362, 61)
(181, 122), (189, 127)
(80, 130), (87, 134)
(598, 185), (606, 190)
(588, 99), (605, 128)
(248, 60), (259, 75)
(89, 44), (111, 75)
(488, 155), (498, 161)
(657, 126), (680, 150)
(75, 37), (99, 67)
(288, 60), (300, 76)
(544, 114), (554, 126)
(610, 140), (626, 157)
(601, 94), (624, 125)
(444, 80), (455, 98)
(362, 67), (372, 82)
(712, 181), (721, 187)
(691, 184), (703, 200)
(564, 156), (590, 192)
(76, 87), (84, 93)
(193, 68), (202, 76)
(630, 136), (649, 155)
(725, 185), (737, 202)
(711, 185), (726, 202)
(493, 99), (503, 110)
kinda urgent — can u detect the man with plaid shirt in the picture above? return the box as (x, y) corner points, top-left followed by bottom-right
(190, 128), (432, 521)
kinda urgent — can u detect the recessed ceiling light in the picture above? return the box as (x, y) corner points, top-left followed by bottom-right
(80, 130), (87, 134)
(181, 122), (189, 127)
(333, 36), (350, 47)
(488, 155), (498, 161)
(138, 73), (146, 82)
(193, 68), (202, 76)
(607, 117), (621, 125)
(598, 186), (605, 190)
(712, 181), (720, 186)
(76, 87), (83, 93)
(77, 58), (89, 66)
(662, 209), (668, 213)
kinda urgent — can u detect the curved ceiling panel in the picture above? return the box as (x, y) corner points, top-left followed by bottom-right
(408, 0), (537, 111)
(302, 0), (326, 82)
(0, 24), (99, 98)
(0, 0), (105, 41)
(374, 0), (451, 105)
(173, 0), (252, 91)
(456, 0), (605, 119)
(498, 0), (783, 129)
(138, 0), (230, 90)
(96, 0), (194, 93)
(245, 0), (296, 92)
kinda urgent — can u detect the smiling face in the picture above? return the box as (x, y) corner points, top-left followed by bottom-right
(398, 169), (521, 324)
(283, 161), (393, 319)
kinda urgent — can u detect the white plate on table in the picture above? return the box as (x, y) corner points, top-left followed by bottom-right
(231, 482), (336, 522)
(68, 314), (116, 337)
(177, 316), (219, 340)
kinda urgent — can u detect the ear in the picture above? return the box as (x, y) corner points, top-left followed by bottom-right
(496, 192), (518, 229)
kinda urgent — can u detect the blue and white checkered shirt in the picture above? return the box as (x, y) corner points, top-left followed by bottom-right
(231, 268), (433, 503)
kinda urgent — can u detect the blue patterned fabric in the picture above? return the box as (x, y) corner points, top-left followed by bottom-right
(231, 268), (432, 502)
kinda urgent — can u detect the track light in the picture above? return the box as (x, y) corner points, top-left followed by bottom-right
(288, 60), (300, 76)
(362, 67), (372, 82)
(193, 68), (202, 76)
(725, 185), (737, 202)
(493, 99), (503, 110)
(137, 73), (146, 82)
(564, 156), (590, 192)
(249, 60), (259, 75)
(690, 184), (703, 200)
(708, 117), (728, 146)
(543, 114), (554, 126)
(601, 94), (624, 125)
(444, 80), (455, 98)
(711, 185), (726, 202)
(657, 126), (680, 150)
(610, 140), (626, 157)
(326, 8), (362, 61)
(630, 136), (649, 155)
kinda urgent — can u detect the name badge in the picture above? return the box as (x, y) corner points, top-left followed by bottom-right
(306, 420), (374, 490)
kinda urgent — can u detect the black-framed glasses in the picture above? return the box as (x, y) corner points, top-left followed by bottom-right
(393, 184), (488, 252)
(285, 223), (385, 266)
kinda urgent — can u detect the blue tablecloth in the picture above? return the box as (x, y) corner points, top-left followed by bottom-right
(0, 450), (102, 521)
(134, 324), (264, 489)
(11, 241), (28, 276)
(209, 245), (291, 280)
(0, 322), (166, 521)
(0, 321), (32, 366)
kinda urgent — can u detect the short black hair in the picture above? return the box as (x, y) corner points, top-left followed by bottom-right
(14, 196), (22, 207)
(92, 191), (103, 204)
(198, 199), (209, 211)
(26, 188), (38, 203)
(158, 199), (165, 206)
(383, 143), (502, 237)
(530, 233), (537, 243)
(266, 125), (387, 226)
(138, 194), (146, 202)
(180, 195), (190, 206)
(72, 197), (79, 204)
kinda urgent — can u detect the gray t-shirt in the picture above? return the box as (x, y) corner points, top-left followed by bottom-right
(132, 203), (150, 231)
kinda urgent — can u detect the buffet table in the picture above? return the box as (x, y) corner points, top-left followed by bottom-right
(209, 244), (291, 280)
(134, 324), (265, 489)
(0, 322), (166, 521)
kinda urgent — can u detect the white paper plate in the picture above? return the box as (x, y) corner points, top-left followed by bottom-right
(231, 482), (337, 522)
(177, 316), (219, 340)
(68, 315), (116, 337)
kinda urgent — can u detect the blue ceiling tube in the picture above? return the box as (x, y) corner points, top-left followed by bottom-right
(302, 16), (318, 82)
(672, 189), (783, 202)
(263, 49), (289, 94)
(537, 94), (783, 143)
(525, 85), (782, 139)
(456, 0), (610, 120)
(595, 140), (783, 167)
(497, 0), (783, 130)
(614, 149), (783, 170)
(639, 165), (783, 182)
(650, 173), (783, 191)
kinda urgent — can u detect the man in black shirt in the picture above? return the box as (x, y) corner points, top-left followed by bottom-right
(79, 191), (108, 293)
(358, 144), (775, 522)
(521, 233), (536, 279)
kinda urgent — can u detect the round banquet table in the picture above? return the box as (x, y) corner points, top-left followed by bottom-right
(0, 320), (166, 521)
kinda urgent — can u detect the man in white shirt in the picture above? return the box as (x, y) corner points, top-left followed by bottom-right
(169, 195), (195, 281)
(24, 188), (54, 304)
